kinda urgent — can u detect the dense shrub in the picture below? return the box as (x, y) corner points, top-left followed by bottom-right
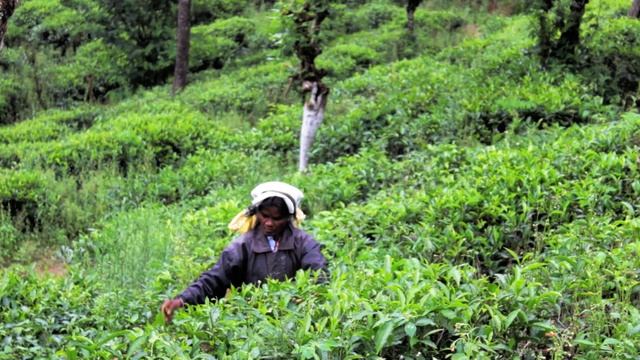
(151, 150), (288, 204)
(581, 18), (640, 107)
(317, 44), (379, 79)
(8, 0), (99, 52)
(54, 39), (129, 102)
(0, 74), (30, 124)
(326, 2), (403, 36)
(180, 61), (290, 123)
(192, 0), (252, 24)
(190, 17), (257, 71)
(0, 170), (52, 230)
(0, 107), (100, 145)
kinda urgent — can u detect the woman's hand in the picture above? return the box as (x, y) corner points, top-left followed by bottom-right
(161, 298), (184, 324)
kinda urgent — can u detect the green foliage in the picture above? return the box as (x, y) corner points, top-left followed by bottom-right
(0, 211), (20, 259)
(95, 0), (176, 87)
(1, 0), (105, 118)
(190, 17), (257, 71)
(529, 0), (639, 110)
(151, 150), (289, 204)
(1, 1), (640, 359)
(316, 43), (379, 79)
(327, 1), (404, 35)
(0, 107), (100, 146)
(581, 17), (640, 106)
(180, 61), (290, 122)
(55, 39), (129, 101)
(9, 0), (99, 49)
(74, 205), (185, 289)
(0, 169), (52, 230)
(192, 0), (252, 24)
(0, 73), (30, 124)
(289, 148), (395, 215)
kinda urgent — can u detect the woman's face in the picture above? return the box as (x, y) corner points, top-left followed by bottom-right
(257, 206), (289, 236)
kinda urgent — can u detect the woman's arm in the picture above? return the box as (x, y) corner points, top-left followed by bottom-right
(299, 233), (329, 282)
(178, 239), (247, 305)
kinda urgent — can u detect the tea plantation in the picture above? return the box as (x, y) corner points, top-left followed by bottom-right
(1, 0), (639, 359)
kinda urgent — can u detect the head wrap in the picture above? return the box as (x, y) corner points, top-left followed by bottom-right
(250, 181), (303, 215)
(228, 181), (306, 233)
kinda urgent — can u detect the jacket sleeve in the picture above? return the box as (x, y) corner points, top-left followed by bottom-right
(299, 233), (329, 282)
(177, 238), (246, 305)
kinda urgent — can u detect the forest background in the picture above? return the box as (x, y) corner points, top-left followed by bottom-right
(1, 0), (640, 358)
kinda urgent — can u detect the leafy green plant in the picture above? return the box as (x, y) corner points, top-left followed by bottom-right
(190, 17), (257, 71)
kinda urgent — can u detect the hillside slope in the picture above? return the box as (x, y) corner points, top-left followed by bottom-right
(1, 1), (639, 358)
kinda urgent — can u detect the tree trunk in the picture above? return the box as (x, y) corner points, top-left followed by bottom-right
(553, 0), (589, 58)
(406, 0), (421, 33)
(630, 0), (640, 17)
(284, 1), (330, 173)
(537, 6), (553, 65)
(28, 48), (46, 109)
(0, 0), (18, 51)
(85, 74), (95, 102)
(172, 0), (191, 95)
(299, 81), (328, 172)
(488, 0), (498, 13)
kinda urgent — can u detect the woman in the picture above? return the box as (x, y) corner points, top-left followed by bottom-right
(161, 181), (328, 323)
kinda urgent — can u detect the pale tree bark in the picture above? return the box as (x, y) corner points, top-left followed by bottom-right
(172, 0), (191, 94)
(0, 0), (18, 51)
(284, 1), (330, 173)
(630, 0), (640, 17)
(299, 81), (328, 172)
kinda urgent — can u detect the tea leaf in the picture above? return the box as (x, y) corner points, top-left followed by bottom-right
(374, 320), (395, 354)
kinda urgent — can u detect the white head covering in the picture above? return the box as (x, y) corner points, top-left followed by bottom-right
(228, 181), (306, 233)
(250, 181), (304, 215)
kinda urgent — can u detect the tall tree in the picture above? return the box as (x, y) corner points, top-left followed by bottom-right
(0, 0), (18, 51)
(630, 0), (640, 17)
(536, 0), (554, 63)
(535, 0), (589, 65)
(172, 0), (191, 94)
(282, 0), (330, 173)
(552, 0), (589, 58)
(406, 0), (422, 33)
(98, 0), (176, 88)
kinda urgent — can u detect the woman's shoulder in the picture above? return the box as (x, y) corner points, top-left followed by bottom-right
(290, 226), (316, 242)
(224, 232), (253, 250)
(233, 231), (255, 244)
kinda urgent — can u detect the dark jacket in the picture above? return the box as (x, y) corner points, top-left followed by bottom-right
(178, 224), (328, 305)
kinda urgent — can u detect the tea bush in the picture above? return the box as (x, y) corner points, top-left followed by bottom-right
(0, 107), (100, 145)
(326, 1), (403, 36)
(0, 73), (30, 125)
(581, 17), (640, 106)
(180, 61), (291, 123)
(190, 17), (258, 71)
(0, 104), (224, 174)
(0, 169), (53, 231)
(54, 39), (129, 102)
(316, 44), (380, 80)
